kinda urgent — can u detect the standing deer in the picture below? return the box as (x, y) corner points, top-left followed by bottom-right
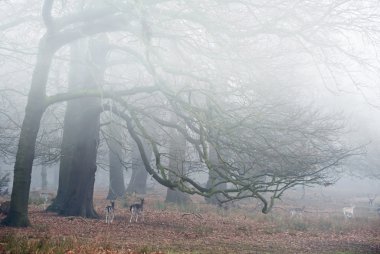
(105, 201), (115, 224)
(343, 205), (355, 219)
(129, 198), (144, 223)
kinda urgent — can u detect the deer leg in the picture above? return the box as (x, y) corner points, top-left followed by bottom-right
(129, 214), (133, 223)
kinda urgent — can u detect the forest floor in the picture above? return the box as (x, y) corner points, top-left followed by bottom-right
(0, 192), (380, 254)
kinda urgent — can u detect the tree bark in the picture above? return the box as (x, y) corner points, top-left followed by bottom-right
(59, 104), (100, 217)
(2, 39), (53, 227)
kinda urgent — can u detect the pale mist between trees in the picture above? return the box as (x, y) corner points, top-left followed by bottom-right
(0, 0), (379, 227)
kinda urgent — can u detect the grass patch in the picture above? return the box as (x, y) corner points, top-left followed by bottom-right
(137, 245), (154, 253)
(1, 234), (76, 254)
(1, 234), (196, 254)
(193, 224), (213, 235)
(33, 223), (49, 233)
(28, 196), (46, 206)
(252, 211), (378, 235)
(121, 198), (129, 208)
(154, 200), (168, 210)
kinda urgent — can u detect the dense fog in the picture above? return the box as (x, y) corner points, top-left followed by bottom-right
(0, 0), (380, 228)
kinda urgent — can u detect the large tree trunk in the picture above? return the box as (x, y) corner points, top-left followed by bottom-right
(59, 104), (100, 217)
(165, 117), (191, 205)
(48, 98), (100, 217)
(48, 37), (107, 217)
(2, 39), (53, 227)
(107, 123), (125, 200)
(126, 140), (152, 194)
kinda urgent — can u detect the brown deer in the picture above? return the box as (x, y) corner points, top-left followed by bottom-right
(105, 200), (115, 224)
(129, 198), (144, 223)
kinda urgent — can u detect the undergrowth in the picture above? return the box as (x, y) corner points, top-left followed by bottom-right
(0, 234), (167, 254)
(1, 234), (76, 254)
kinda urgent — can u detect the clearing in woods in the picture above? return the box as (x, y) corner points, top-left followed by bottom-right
(0, 192), (379, 254)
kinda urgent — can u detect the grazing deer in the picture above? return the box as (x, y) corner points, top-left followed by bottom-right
(105, 201), (115, 224)
(343, 205), (355, 219)
(129, 198), (144, 223)
(40, 192), (54, 210)
(289, 206), (305, 217)
(368, 194), (377, 207)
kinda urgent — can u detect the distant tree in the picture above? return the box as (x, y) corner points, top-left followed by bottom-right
(126, 139), (152, 194)
(204, 146), (227, 205)
(40, 165), (47, 191)
(204, 94), (227, 205)
(165, 114), (191, 205)
(106, 122), (126, 200)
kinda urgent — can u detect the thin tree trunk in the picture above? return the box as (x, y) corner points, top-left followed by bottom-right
(2, 39), (53, 227)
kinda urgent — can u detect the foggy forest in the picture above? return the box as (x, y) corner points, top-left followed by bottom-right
(0, 0), (380, 253)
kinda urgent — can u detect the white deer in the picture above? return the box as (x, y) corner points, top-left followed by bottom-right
(343, 205), (355, 219)
(289, 206), (305, 217)
(40, 192), (54, 210)
(105, 201), (115, 224)
(129, 198), (144, 223)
